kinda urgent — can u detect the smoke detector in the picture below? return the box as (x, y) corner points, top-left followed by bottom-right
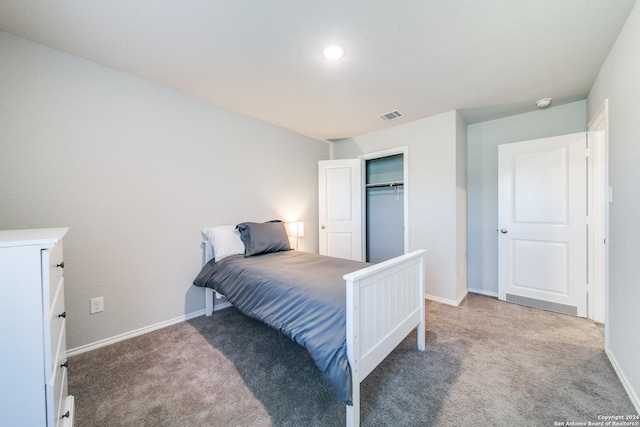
(536, 98), (552, 108)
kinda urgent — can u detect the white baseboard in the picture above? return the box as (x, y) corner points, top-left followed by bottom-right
(66, 309), (206, 357)
(605, 347), (640, 415)
(214, 300), (233, 312)
(425, 289), (468, 307)
(456, 289), (468, 306)
(468, 287), (499, 298)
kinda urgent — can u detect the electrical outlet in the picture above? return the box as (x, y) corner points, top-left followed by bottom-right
(90, 297), (104, 314)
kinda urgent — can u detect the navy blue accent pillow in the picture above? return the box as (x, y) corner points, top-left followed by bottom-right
(236, 221), (291, 257)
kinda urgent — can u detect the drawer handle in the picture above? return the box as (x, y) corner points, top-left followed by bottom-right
(56, 261), (65, 269)
(61, 360), (68, 369)
(58, 311), (66, 319)
(61, 411), (70, 419)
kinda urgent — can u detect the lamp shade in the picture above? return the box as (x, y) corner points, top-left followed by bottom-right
(287, 221), (304, 237)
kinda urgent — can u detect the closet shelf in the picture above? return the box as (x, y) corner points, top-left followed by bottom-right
(366, 181), (404, 188)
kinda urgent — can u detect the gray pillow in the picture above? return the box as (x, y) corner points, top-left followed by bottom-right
(236, 221), (291, 257)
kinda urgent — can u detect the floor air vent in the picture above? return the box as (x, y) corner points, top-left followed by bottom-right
(506, 293), (577, 316)
(378, 110), (404, 122)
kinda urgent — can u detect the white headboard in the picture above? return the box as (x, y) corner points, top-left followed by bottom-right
(201, 230), (214, 266)
(200, 229), (232, 315)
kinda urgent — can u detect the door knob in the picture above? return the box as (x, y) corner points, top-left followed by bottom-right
(500, 229), (508, 234)
(320, 225), (326, 229)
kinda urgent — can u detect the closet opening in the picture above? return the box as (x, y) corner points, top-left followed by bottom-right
(365, 152), (406, 263)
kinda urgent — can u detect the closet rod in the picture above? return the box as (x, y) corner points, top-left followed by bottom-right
(366, 181), (404, 189)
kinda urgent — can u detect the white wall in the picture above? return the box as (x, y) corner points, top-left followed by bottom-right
(466, 100), (587, 296)
(0, 32), (329, 350)
(588, 1), (640, 412)
(332, 111), (466, 305)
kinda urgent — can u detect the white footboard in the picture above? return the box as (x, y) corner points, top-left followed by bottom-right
(343, 249), (427, 427)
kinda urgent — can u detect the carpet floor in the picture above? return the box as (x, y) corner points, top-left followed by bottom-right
(68, 293), (637, 426)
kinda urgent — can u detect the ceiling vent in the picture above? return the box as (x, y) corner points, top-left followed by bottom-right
(378, 110), (404, 122)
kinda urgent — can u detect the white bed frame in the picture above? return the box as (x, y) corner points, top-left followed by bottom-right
(201, 235), (426, 427)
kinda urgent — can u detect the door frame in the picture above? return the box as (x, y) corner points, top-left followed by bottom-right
(360, 146), (409, 257)
(587, 99), (609, 336)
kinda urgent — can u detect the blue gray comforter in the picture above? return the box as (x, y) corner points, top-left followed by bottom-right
(193, 250), (369, 404)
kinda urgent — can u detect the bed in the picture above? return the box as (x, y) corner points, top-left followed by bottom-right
(193, 221), (426, 426)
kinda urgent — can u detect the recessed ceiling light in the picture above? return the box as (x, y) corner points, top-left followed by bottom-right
(322, 44), (345, 60)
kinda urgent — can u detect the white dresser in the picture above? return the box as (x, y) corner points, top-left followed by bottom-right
(0, 228), (75, 427)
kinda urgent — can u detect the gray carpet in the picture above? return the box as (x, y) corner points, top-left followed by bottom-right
(68, 294), (637, 426)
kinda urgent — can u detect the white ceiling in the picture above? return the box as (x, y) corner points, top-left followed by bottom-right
(0, 0), (636, 141)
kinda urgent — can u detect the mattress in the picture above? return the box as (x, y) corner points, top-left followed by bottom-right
(193, 250), (369, 404)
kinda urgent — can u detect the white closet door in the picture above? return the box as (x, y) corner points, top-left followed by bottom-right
(318, 159), (363, 261)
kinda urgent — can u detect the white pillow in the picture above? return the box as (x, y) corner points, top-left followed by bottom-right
(206, 225), (245, 261)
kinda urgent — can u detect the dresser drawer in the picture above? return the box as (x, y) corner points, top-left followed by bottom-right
(43, 241), (64, 310)
(46, 336), (69, 427)
(46, 279), (66, 379)
(56, 362), (70, 427)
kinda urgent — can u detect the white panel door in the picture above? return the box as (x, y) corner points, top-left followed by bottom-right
(318, 159), (363, 261)
(498, 133), (587, 317)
